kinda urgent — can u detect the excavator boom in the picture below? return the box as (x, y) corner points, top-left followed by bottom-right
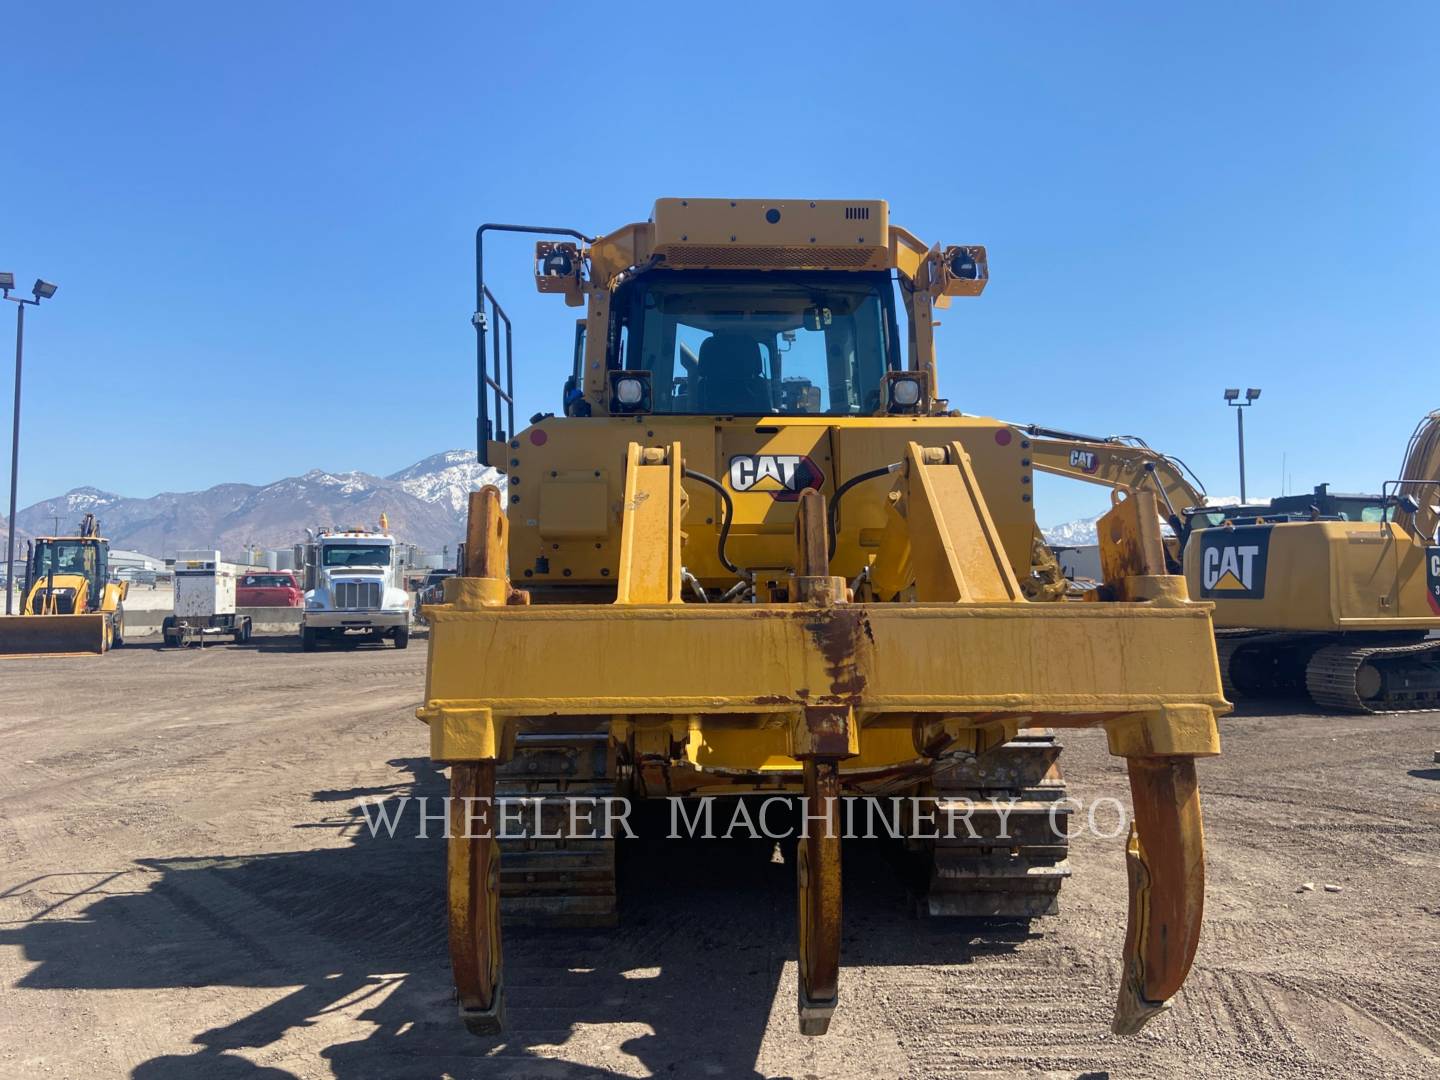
(1019, 423), (1207, 537)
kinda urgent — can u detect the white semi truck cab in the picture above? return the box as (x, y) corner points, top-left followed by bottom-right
(296, 526), (411, 651)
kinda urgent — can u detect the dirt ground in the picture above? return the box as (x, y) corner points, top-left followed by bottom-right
(0, 639), (1436, 1080)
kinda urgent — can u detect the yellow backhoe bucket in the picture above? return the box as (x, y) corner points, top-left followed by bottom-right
(0, 613), (110, 656)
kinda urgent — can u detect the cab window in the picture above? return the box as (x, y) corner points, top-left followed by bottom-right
(611, 270), (899, 416)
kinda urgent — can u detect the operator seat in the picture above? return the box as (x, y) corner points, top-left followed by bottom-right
(696, 333), (773, 413)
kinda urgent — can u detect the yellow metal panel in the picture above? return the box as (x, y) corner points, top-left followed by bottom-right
(418, 703), (503, 762)
(830, 421), (1033, 583)
(649, 199), (890, 272)
(504, 416), (1041, 589)
(717, 424), (833, 536)
(905, 442), (1022, 603)
(538, 475), (610, 540)
(1185, 520), (1440, 632)
(1106, 706), (1221, 758)
(423, 602), (1227, 721)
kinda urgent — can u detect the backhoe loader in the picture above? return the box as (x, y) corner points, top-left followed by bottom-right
(0, 513), (127, 654)
(1026, 414), (1440, 711)
(419, 199), (1227, 1039)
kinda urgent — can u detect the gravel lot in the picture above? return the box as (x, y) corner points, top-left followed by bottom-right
(0, 641), (1436, 1079)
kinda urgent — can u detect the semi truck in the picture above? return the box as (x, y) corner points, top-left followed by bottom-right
(295, 523), (411, 650)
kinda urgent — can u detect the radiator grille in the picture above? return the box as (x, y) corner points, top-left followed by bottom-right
(333, 581), (381, 609)
(660, 245), (878, 269)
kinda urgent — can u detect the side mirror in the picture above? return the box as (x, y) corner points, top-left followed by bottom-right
(803, 307), (832, 332)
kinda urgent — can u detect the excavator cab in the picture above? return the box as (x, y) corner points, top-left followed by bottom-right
(422, 200), (1228, 1038)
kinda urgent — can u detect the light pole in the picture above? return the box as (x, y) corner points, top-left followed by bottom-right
(2, 274), (59, 614)
(1223, 387), (1261, 503)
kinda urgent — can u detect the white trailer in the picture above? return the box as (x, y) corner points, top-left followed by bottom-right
(161, 550), (252, 647)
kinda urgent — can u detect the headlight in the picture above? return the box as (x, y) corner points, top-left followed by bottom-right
(890, 377), (922, 408)
(614, 377), (644, 406)
(949, 251), (979, 279)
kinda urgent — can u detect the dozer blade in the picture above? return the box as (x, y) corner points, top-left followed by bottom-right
(0, 614), (109, 656)
(423, 459), (1228, 1039)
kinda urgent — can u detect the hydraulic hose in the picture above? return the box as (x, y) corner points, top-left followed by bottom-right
(682, 468), (741, 576)
(828, 462), (903, 559)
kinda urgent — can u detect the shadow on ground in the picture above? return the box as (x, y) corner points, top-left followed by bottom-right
(0, 760), (1035, 1079)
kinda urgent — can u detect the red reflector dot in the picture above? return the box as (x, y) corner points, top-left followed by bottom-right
(530, 429), (548, 446)
(994, 429), (1012, 446)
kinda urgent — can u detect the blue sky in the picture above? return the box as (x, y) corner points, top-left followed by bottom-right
(2, 3), (1436, 526)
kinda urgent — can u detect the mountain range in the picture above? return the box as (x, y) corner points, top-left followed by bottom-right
(1, 454), (1249, 564)
(1041, 496), (1245, 547)
(4, 451), (501, 559)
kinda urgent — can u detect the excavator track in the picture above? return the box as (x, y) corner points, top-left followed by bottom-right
(495, 730), (618, 927)
(1305, 638), (1440, 714)
(920, 730), (1071, 918)
(1215, 629), (1341, 701)
(1214, 632), (1253, 700)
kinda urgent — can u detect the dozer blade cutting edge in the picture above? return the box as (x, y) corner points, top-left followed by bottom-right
(0, 613), (110, 656)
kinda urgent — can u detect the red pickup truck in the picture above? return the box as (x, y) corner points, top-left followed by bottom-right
(236, 571), (303, 608)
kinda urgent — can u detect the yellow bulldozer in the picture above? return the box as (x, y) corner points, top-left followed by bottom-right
(419, 199), (1227, 1038)
(1023, 413), (1440, 711)
(0, 513), (127, 654)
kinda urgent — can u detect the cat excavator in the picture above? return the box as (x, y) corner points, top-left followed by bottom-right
(0, 513), (127, 654)
(1191, 410), (1440, 711)
(419, 198), (1227, 1039)
(1022, 412), (1440, 712)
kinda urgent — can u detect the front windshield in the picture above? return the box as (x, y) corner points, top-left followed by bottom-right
(1187, 502), (1393, 531)
(613, 270), (898, 416)
(321, 544), (391, 568)
(34, 541), (94, 575)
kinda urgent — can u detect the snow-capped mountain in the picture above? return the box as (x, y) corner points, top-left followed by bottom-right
(14, 450), (502, 558)
(1043, 495), (1246, 547)
(1042, 512), (1108, 547)
(388, 451), (504, 515)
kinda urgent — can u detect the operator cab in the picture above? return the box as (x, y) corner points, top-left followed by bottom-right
(25, 538), (107, 613)
(605, 270), (902, 417)
(1184, 483), (1393, 533)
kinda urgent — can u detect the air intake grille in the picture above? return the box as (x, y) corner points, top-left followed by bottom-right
(661, 245), (877, 269)
(333, 581), (381, 610)
(844, 206), (870, 220)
